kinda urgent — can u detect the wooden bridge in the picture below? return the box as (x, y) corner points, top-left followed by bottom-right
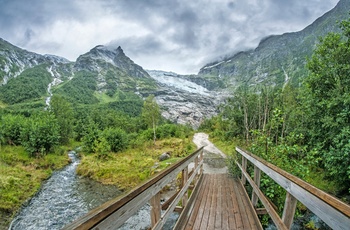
(63, 147), (350, 230)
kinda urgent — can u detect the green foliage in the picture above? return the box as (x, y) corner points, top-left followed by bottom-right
(0, 145), (68, 223)
(81, 119), (100, 153)
(0, 65), (52, 104)
(93, 136), (111, 159)
(0, 113), (26, 145)
(20, 112), (60, 157)
(53, 71), (99, 104)
(304, 18), (350, 192)
(49, 95), (74, 144)
(100, 128), (128, 153)
(325, 127), (350, 191)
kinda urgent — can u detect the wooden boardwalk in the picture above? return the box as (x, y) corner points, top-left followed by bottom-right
(64, 147), (350, 230)
(177, 174), (262, 230)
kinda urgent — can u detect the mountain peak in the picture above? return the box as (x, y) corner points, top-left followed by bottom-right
(75, 44), (150, 78)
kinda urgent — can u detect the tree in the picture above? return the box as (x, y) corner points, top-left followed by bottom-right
(49, 95), (74, 144)
(304, 18), (350, 192)
(20, 112), (60, 157)
(142, 95), (161, 144)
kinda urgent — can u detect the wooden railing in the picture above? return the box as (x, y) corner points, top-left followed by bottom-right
(236, 147), (350, 230)
(63, 147), (204, 230)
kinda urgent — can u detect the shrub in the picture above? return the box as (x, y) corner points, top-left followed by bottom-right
(0, 114), (26, 145)
(20, 112), (60, 157)
(101, 128), (128, 153)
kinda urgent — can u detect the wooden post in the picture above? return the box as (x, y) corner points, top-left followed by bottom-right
(150, 192), (161, 227)
(194, 155), (199, 183)
(182, 167), (189, 207)
(241, 157), (247, 185)
(282, 192), (297, 229)
(200, 149), (204, 175)
(251, 166), (261, 207)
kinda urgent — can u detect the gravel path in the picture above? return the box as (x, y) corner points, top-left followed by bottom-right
(193, 133), (228, 174)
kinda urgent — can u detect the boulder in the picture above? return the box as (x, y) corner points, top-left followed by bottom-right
(159, 152), (171, 161)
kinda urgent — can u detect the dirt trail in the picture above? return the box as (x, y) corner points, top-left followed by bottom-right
(193, 133), (228, 174)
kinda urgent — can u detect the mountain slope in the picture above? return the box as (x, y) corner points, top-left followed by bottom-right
(198, 0), (350, 90)
(147, 70), (225, 128)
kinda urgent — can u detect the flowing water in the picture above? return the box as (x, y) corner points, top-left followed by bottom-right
(8, 152), (178, 230)
(9, 152), (121, 230)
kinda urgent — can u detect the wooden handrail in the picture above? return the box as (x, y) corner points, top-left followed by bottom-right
(236, 147), (350, 230)
(63, 147), (204, 230)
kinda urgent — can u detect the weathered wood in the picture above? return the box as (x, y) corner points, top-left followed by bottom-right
(241, 157), (247, 185)
(182, 167), (189, 207)
(236, 147), (350, 230)
(150, 192), (161, 227)
(63, 147), (204, 230)
(194, 156), (199, 184)
(178, 174), (262, 230)
(236, 160), (288, 230)
(173, 174), (204, 230)
(251, 165), (261, 207)
(152, 160), (203, 230)
(162, 190), (179, 210)
(255, 208), (268, 215)
(282, 192), (297, 229)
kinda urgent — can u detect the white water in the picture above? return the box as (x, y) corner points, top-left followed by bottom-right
(9, 152), (121, 230)
(45, 66), (62, 109)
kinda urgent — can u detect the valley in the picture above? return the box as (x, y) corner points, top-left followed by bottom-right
(1, 0), (350, 229)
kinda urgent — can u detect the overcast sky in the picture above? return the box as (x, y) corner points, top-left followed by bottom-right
(0, 0), (339, 74)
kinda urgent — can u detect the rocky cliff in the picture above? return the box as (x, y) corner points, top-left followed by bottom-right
(198, 0), (350, 90)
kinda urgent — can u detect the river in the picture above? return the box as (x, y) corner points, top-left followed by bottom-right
(9, 151), (121, 230)
(8, 151), (179, 230)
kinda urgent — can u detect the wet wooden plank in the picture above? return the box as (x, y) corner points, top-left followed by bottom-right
(182, 175), (208, 230)
(178, 174), (262, 230)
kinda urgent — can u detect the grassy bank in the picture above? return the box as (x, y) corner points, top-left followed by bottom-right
(0, 146), (69, 228)
(77, 137), (196, 190)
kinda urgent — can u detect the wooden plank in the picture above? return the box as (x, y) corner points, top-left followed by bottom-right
(190, 175), (211, 230)
(162, 190), (180, 210)
(214, 175), (223, 230)
(255, 208), (268, 215)
(241, 157), (247, 185)
(179, 174), (262, 230)
(153, 160), (203, 230)
(282, 192), (297, 229)
(223, 176), (236, 230)
(227, 175), (242, 229)
(199, 175), (214, 229)
(236, 147), (350, 230)
(236, 160), (288, 230)
(232, 178), (253, 229)
(221, 176), (230, 230)
(174, 174), (205, 230)
(251, 166), (261, 207)
(182, 167), (189, 207)
(236, 179), (263, 230)
(207, 174), (218, 230)
(150, 192), (161, 227)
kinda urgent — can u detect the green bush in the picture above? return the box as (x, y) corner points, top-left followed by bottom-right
(20, 112), (60, 157)
(81, 120), (100, 153)
(101, 128), (128, 153)
(0, 114), (26, 145)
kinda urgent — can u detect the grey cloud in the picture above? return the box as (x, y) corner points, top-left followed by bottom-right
(107, 35), (164, 57)
(0, 0), (340, 74)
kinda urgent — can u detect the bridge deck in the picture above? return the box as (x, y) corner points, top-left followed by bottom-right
(178, 174), (262, 230)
